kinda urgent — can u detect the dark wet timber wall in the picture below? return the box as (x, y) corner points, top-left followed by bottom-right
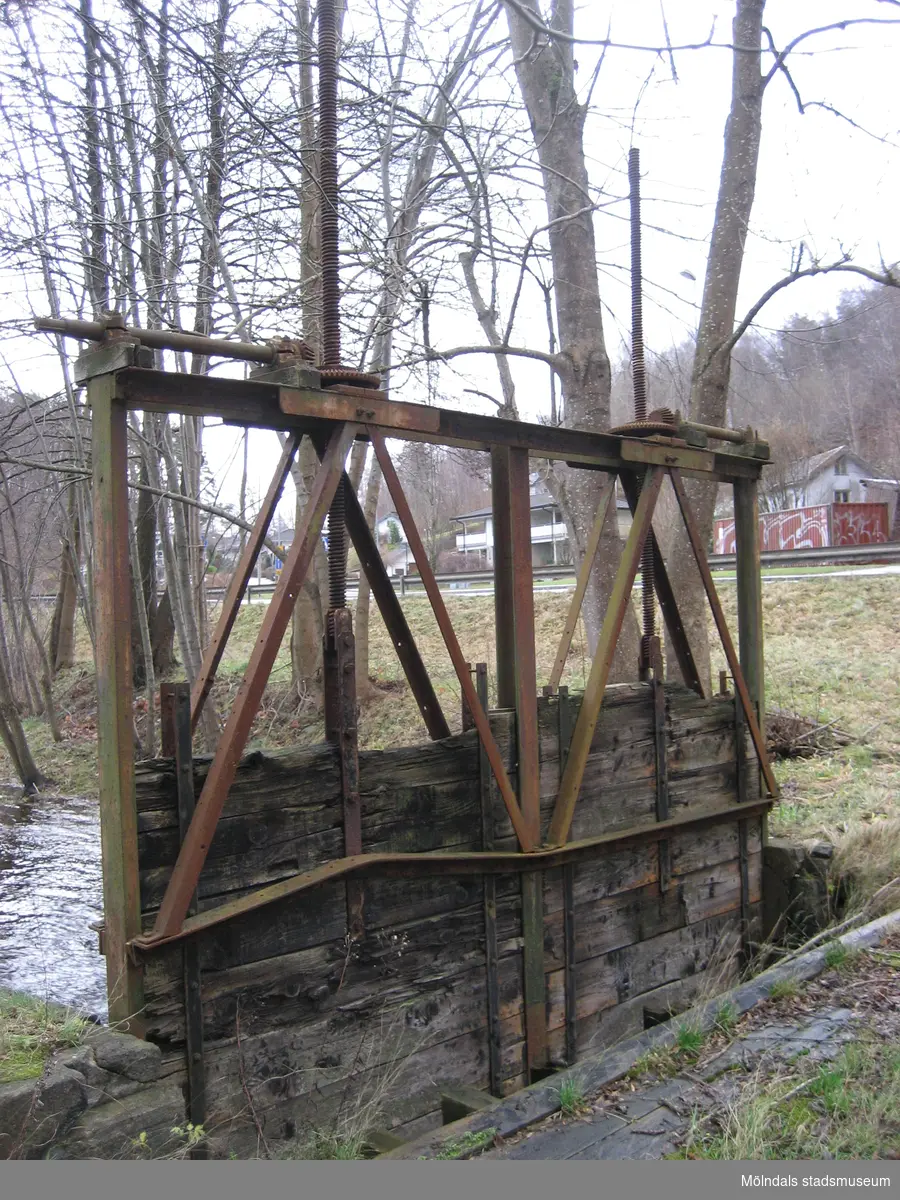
(133, 684), (763, 1155)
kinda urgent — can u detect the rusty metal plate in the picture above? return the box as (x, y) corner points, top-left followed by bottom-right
(279, 385), (441, 433)
(620, 438), (714, 472)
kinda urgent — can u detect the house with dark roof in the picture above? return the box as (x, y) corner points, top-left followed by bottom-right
(774, 445), (885, 508)
(450, 486), (632, 568)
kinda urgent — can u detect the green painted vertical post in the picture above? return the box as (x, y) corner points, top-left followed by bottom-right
(491, 447), (516, 709)
(734, 477), (766, 839)
(91, 372), (144, 1031)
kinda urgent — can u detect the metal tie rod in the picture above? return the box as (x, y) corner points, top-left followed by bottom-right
(35, 316), (280, 366)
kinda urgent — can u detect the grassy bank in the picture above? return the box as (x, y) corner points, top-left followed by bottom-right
(0, 991), (87, 1083)
(2, 576), (898, 854)
(676, 938), (900, 1161)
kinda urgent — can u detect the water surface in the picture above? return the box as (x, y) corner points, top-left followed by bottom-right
(0, 789), (107, 1017)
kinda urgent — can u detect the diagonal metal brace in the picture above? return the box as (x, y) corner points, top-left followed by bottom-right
(668, 468), (779, 798)
(370, 429), (535, 852)
(191, 433), (300, 732)
(547, 466), (664, 848)
(548, 475), (616, 693)
(153, 422), (357, 938)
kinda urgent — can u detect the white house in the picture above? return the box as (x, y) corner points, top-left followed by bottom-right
(376, 511), (407, 546)
(450, 486), (632, 568)
(777, 445), (883, 508)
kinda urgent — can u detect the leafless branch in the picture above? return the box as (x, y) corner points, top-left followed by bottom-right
(703, 259), (900, 375)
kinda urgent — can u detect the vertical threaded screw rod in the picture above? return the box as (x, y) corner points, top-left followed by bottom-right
(318, 0), (346, 608)
(629, 148), (655, 660)
(318, 0), (340, 372)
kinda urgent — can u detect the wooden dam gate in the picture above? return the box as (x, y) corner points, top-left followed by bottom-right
(35, 310), (780, 1154)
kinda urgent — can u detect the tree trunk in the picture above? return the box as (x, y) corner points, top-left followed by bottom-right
(50, 492), (80, 674)
(152, 588), (177, 677)
(665, 0), (765, 693)
(0, 651), (44, 793)
(502, 0), (639, 679)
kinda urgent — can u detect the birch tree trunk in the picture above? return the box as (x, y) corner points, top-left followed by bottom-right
(501, 0), (639, 678)
(665, 0), (765, 692)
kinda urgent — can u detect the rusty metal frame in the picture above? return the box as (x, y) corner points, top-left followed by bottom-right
(69, 346), (775, 1022)
(111, 367), (766, 481)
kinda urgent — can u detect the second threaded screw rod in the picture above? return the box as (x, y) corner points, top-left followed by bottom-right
(629, 147), (657, 678)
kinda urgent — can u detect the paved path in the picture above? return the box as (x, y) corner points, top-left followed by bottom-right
(488, 1007), (860, 1160)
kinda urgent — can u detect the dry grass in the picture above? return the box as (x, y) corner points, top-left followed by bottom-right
(831, 819), (900, 914)
(677, 1039), (900, 1160)
(0, 576), (896, 870)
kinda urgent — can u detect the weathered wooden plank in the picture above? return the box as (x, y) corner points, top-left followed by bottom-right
(206, 1023), (498, 1158)
(545, 909), (749, 1031)
(137, 723), (513, 829)
(543, 855), (762, 977)
(541, 819), (762, 918)
(135, 745), (341, 825)
(197, 952), (524, 1124)
(145, 897), (525, 1047)
(143, 869), (527, 1035)
(543, 847), (659, 916)
(137, 726), (515, 909)
(545, 955), (744, 1063)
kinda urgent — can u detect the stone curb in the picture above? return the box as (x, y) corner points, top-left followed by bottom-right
(382, 906), (900, 1160)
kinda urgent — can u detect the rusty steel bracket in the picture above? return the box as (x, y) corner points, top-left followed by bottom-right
(324, 606), (364, 941)
(129, 798), (773, 955)
(648, 637), (671, 894)
(73, 315), (153, 385)
(557, 688), (577, 1066)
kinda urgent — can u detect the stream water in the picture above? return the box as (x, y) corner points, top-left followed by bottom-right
(0, 789), (107, 1018)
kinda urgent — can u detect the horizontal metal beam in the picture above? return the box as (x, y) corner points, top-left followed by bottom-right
(112, 369), (768, 480)
(130, 798), (772, 954)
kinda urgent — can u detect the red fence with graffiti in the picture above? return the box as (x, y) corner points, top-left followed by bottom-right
(714, 502), (890, 555)
(831, 503), (891, 545)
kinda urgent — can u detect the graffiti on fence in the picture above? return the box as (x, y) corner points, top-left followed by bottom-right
(714, 502), (890, 554)
(832, 503), (889, 545)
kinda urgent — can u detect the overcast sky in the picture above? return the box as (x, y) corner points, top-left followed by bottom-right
(11, 0), (900, 513)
